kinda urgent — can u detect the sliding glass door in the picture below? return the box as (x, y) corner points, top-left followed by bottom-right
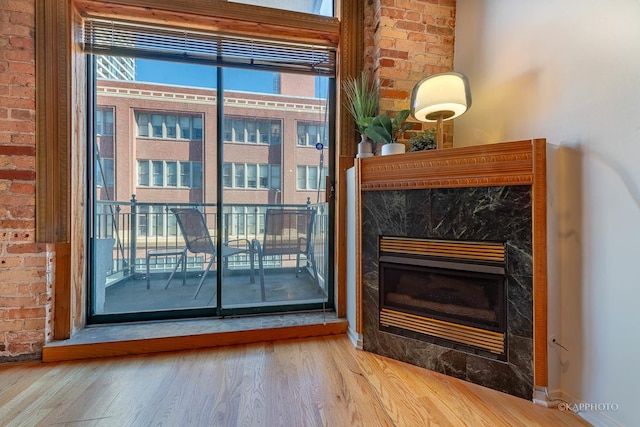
(87, 21), (334, 322)
(220, 69), (331, 312)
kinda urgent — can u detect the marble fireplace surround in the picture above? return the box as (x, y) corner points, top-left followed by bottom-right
(354, 139), (547, 400)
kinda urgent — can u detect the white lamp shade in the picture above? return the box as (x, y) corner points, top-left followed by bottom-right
(410, 72), (471, 122)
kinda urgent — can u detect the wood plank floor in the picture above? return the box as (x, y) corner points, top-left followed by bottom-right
(1, 335), (588, 427)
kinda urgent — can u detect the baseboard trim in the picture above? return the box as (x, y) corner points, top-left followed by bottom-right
(347, 326), (363, 349)
(532, 386), (554, 407)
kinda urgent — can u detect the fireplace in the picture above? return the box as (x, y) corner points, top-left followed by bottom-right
(379, 237), (507, 359)
(358, 140), (546, 400)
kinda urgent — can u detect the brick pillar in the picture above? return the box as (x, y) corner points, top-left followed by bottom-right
(0, 0), (48, 362)
(366, 0), (457, 147)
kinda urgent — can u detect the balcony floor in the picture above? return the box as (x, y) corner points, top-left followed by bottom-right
(101, 268), (326, 314)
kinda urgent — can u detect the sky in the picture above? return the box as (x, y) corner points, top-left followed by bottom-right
(135, 59), (277, 93)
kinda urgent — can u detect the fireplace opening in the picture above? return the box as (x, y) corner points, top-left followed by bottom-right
(378, 237), (507, 358)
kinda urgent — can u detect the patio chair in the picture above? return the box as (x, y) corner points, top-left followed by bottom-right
(251, 208), (317, 301)
(171, 207), (254, 299)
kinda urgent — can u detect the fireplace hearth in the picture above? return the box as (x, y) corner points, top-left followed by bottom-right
(379, 237), (507, 359)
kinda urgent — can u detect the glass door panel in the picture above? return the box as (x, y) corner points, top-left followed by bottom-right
(90, 56), (220, 319)
(221, 69), (331, 311)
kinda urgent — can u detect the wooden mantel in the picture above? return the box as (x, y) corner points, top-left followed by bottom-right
(354, 139), (548, 388)
(360, 139), (542, 190)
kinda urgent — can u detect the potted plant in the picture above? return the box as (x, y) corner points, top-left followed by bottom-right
(409, 128), (437, 151)
(360, 109), (412, 155)
(343, 71), (378, 158)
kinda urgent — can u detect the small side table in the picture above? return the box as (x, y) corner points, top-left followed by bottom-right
(146, 248), (187, 289)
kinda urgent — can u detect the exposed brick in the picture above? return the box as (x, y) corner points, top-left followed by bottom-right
(396, 21), (425, 32)
(0, 219), (36, 229)
(3, 23), (33, 38)
(0, 170), (35, 181)
(6, 308), (46, 320)
(0, 145), (35, 156)
(10, 108), (35, 120)
(11, 155), (35, 170)
(0, 269), (44, 283)
(23, 318), (46, 331)
(5, 243), (45, 254)
(7, 60), (33, 74)
(379, 58), (395, 68)
(0, 283), (20, 294)
(0, 194), (34, 207)
(9, 230), (34, 241)
(9, 11), (35, 27)
(11, 133), (35, 144)
(380, 88), (410, 99)
(9, 182), (35, 194)
(0, 319), (24, 333)
(8, 85), (35, 99)
(1, 1), (35, 14)
(8, 204), (36, 219)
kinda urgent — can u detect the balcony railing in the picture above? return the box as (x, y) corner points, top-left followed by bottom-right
(94, 196), (328, 289)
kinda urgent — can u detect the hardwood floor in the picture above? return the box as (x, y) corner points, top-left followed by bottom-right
(1, 335), (588, 426)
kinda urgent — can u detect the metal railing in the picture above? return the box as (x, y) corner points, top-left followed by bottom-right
(94, 196), (328, 286)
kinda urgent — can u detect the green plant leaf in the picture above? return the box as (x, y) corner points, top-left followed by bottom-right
(342, 71), (379, 135)
(373, 114), (392, 134)
(364, 125), (392, 144)
(392, 110), (411, 132)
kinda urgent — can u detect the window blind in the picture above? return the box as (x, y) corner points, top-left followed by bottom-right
(83, 18), (336, 77)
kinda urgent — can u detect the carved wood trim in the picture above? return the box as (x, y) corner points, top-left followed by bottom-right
(337, 0), (363, 157)
(36, 0), (71, 243)
(333, 0), (361, 317)
(360, 140), (535, 190)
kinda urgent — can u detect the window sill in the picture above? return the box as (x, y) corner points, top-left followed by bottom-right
(42, 311), (347, 362)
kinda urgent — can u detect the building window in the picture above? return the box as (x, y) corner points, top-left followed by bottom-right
(296, 165), (328, 190)
(137, 206), (166, 237)
(222, 163), (281, 189)
(136, 112), (203, 140)
(247, 164), (257, 189)
(95, 158), (114, 187)
(223, 163), (232, 188)
(297, 121), (328, 147)
(137, 160), (202, 188)
(166, 161), (177, 187)
(96, 108), (114, 136)
(137, 160), (149, 186)
(224, 117), (282, 145)
(179, 162), (191, 187)
(234, 164), (245, 188)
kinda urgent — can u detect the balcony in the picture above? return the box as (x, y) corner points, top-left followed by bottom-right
(93, 198), (329, 315)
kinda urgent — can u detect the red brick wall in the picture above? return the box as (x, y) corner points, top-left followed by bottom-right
(366, 0), (456, 146)
(0, 0), (48, 361)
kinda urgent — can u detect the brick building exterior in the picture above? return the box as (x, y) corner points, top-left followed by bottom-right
(96, 74), (328, 208)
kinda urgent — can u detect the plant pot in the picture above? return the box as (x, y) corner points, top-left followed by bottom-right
(356, 135), (374, 158)
(381, 143), (406, 156)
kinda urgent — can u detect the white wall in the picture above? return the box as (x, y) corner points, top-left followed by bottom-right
(454, 1), (640, 425)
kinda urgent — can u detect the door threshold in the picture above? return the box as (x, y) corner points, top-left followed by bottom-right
(43, 311), (347, 363)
